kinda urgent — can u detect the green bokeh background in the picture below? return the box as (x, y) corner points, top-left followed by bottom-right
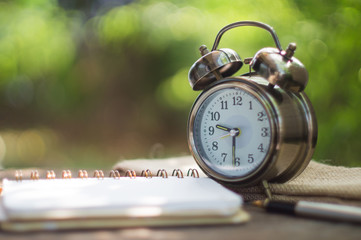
(0, 0), (360, 169)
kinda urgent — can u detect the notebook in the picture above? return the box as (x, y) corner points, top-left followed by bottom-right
(0, 170), (249, 232)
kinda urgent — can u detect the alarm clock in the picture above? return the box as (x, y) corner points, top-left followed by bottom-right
(187, 21), (317, 186)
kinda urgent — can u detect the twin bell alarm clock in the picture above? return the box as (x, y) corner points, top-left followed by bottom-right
(187, 21), (317, 186)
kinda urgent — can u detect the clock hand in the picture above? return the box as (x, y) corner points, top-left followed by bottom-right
(230, 128), (240, 167)
(216, 124), (232, 132)
(232, 135), (236, 167)
(208, 132), (231, 142)
(212, 127), (242, 140)
(213, 125), (237, 140)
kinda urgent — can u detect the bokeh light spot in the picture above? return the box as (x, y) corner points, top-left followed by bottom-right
(308, 39), (328, 60)
(16, 130), (46, 163)
(157, 68), (198, 109)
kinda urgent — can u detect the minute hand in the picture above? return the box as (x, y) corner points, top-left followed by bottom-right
(232, 135), (236, 166)
(230, 128), (240, 167)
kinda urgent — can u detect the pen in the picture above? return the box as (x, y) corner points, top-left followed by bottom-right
(253, 199), (361, 223)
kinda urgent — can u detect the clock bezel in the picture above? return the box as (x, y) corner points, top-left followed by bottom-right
(188, 77), (279, 184)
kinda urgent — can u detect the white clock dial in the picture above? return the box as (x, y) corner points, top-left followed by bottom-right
(193, 86), (272, 178)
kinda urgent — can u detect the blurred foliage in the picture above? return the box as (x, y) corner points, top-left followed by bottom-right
(0, 0), (360, 169)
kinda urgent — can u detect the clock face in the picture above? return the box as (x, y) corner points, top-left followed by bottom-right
(191, 84), (273, 179)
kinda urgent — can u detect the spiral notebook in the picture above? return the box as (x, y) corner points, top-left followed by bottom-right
(0, 169), (248, 232)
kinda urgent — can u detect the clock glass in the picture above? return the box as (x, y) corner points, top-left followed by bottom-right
(192, 84), (273, 179)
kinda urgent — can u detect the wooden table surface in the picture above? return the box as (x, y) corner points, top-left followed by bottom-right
(1, 169), (360, 240)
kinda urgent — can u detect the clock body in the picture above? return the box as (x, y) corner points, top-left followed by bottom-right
(187, 75), (317, 186)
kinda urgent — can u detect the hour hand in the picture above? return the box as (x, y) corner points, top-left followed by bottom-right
(216, 124), (232, 132)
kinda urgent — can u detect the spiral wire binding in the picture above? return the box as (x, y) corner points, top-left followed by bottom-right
(172, 169), (184, 178)
(93, 170), (104, 179)
(78, 170), (89, 179)
(30, 170), (40, 180)
(13, 168), (201, 180)
(15, 170), (23, 181)
(109, 170), (121, 179)
(156, 169), (168, 178)
(187, 169), (200, 178)
(62, 170), (72, 179)
(125, 170), (137, 178)
(141, 169), (152, 178)
(46, 170), (56, 179)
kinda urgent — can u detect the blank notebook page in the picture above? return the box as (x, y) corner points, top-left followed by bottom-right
(1, 177), (243, 220)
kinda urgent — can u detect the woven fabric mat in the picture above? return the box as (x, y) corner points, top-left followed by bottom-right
(226, 161), (361, 206)
(114, 156), (361, 206)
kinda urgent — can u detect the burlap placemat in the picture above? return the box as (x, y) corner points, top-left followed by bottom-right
(114, 156), (361, 206)
(227, 161), (361, 206)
